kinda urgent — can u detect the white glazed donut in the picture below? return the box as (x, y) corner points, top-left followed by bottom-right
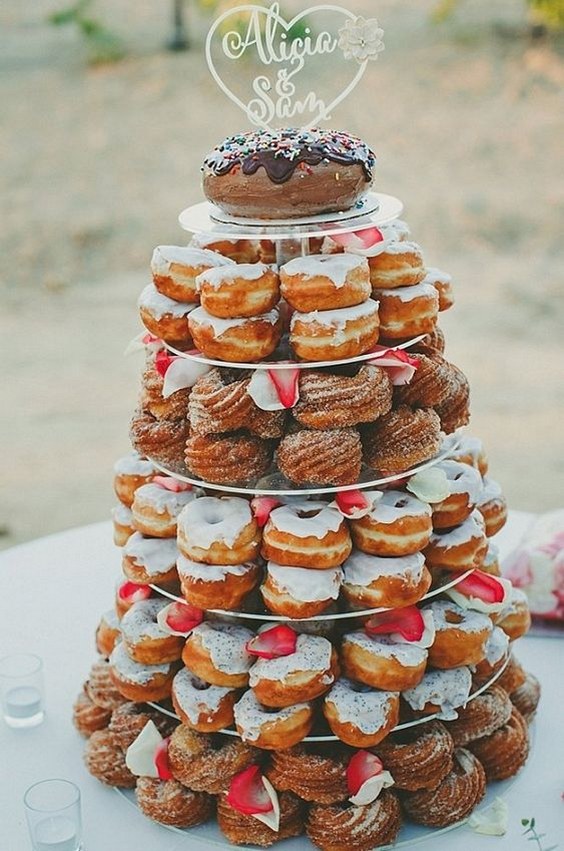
(122, 532), (179, 585)
(424, 600), (492, 669)
(131, 482), (198, 538)
(280, 253), (371, 311)
(138, 283), (197, 346)
(196, 262), (280, 318)
(424, 510), (488, 571)
(477, 477), (508, 537)
(182, 622), (254, 688)
(422, 267), (454, 312)
(342, 550), (432, 609)
(120, 598), (183, 664)
(289, 299), (380, 361)
(350, 490), (432, 556)
(233, 689), (314, 750)
(151, 245), (235, 303)
(430, 460), (484, 530)
(171, 667), (238, 732)
(113, 451), (157, 507)
(366, 240), (426, 289)
(109, 641), (175, 702)
(373, 281), (439, 339)
(450, 435), (488, 476)
(402, 666), (473, 721)
(262, 500), (352, 569)
(112, 503), (136, 547)
(261, 561), (343, 619)
(177, 496), (260, 565)
(322, 677), (400, 747)
(249, 633), (338, 708)
(177, 554), (260, 611)
(341, 632), (428, 691)
(472, 626), (510, 683)
(188, 305), (282, 362)
(495, 587), (531, 641)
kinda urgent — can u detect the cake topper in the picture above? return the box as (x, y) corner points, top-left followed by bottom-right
(205, 3), (384, 131)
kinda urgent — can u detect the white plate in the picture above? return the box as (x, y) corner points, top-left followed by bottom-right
(178, 192), (403, 240)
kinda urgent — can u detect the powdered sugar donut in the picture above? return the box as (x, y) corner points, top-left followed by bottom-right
(261, 500), (352, 569)
(280, 253), (371, 312)
(322, 677), (400, 747)
(366, 241), (426, 289)
(477, 477), (508, 537)
(342, 551), (432, 610)
(423, 267), (454, 312)
(171, 667), (238, 732)
(350, 490), (432, 556)
(109, 641), (176, 702)
(138, 283), (196, 347)
(196, 262), (280, 318)
(341, 632), (428, 691)
(262, 562), (343, 618)
(182, 622), (254, 688)
(131, 481), (198, 538)
(122, 532), (179, 586)
(120, 598), (183, 664)
(189, 306), (281, 362)
(430, 460), (484, 530)
(250, 633), (339, 708)
(177, 496), (260, 565)
(424, 510), (488, 571)
(177, 554), (260, 611)
(151, 245), (234, 303)
(113, 452), (157, 507)
(374, 281), (439, 339)
(290, 299), (380, 361)
(424, 600), (492, 669)
(112, 503), (135, 547)
(234, 689), (314, 750)
(403, 666), (472, 721)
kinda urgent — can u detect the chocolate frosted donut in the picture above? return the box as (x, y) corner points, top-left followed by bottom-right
(202, 128), (375, 220)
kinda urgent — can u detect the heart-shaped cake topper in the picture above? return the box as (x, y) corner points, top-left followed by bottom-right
(205, 3), (384, 131)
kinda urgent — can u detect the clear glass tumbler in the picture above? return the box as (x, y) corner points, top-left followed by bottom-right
(24, 779), (82, 851)
(0, 653), (45, 728)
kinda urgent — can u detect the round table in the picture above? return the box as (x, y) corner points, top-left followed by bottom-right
(1, 514), (562, 850)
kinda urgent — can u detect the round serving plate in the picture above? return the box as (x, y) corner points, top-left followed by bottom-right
(165, 334), (425, 372)
(149, 567), (473, 624)
(178, 193), (403, 240)
(146, 653), (510, 743)
(147, 431), (461, 498)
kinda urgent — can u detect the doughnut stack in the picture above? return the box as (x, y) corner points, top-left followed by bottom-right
(74, 127), (539, 851)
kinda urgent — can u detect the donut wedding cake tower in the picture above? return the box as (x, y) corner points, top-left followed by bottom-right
(72, 6), (540, 849)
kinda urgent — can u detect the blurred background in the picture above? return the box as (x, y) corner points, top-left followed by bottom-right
(1, 0), (563, 550)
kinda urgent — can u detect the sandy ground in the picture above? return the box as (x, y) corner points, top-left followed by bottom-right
(1, 0), (563, 550)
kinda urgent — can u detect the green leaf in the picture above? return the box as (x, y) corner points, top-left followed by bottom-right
(522, 819), (530, 826)
(530, 817), (536, 829)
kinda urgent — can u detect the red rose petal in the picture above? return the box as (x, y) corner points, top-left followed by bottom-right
(266, 367), (299, 408)
(152, 475), (192, 492)
(246, 624), (297, 659)
(118, 581), (152, 603)
(227, 765), (273, 815)
(251, 496), (281, 528)
(346, 751), (384, 796)
(166, 602), (204, 633)
(365, 606), (425, 642)
(453, 569), (505, 604)
(335, 490), (370, 516)
(155, 350), (177, 378)
(154, 737), (173, 781)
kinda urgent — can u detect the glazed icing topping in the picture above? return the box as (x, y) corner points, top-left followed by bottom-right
(478, 477), (503, 505)
(138, 284), (197, 319)
(189, 305), (279, 336)
(325, 678), (396, 734)
(373, 281), (438, 304)
(498, 586), (529, 620)
(177, 554), (256, 583)
(380, 219), (410, 241)
(343, 632), (428, 666)
(120, 598), (170, 642)
(281, 253), (368, 287)
(480, 626), (509, 667)
(452, 435), (485, 462)
(376, 240), (422, 257)
(428, 510), (485, 549)
(343, 551), (426, 587)
(196, 262), (272, 289)
(266, 562), (343, 602)
(268, 501), (344, 538)
(483, 541), (500, 568)
(402, 666), (472, 721)
(177, 496), (253, 550)
(123, 532), (178, 575)
(151, 245), (234, 275)
(110, 641), (171, 683)
(190, 622), (254, 674)
(172, 668), (232, 723)
(132, 483), (196, 515)
(203, 128), (376, 183)
(100, 608), (120, 630)
(234, 689), (310, 742)
(423, 266), (452, 286)
(406, 468), (450, 504)
(364, 490), (431, 524)
(112, 503), (133, 526)
(432, 460), (483, 503)
(113, 451), (156, 477)
(190, 233), (241, 248)
(249, 634), (333, 686)
(425, 600), (492, 635)
(290, 299), (379, 330)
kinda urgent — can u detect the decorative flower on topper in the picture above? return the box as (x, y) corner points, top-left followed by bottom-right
(338, 17), (385, 64)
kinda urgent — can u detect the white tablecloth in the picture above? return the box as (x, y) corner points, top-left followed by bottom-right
(1, 514), (562, 850)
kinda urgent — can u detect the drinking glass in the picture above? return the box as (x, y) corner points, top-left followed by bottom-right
(0, 653), (45, 728)
(24, 779), (82, 851)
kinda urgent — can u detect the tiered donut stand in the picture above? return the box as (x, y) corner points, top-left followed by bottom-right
(74, 192), (537, 851)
